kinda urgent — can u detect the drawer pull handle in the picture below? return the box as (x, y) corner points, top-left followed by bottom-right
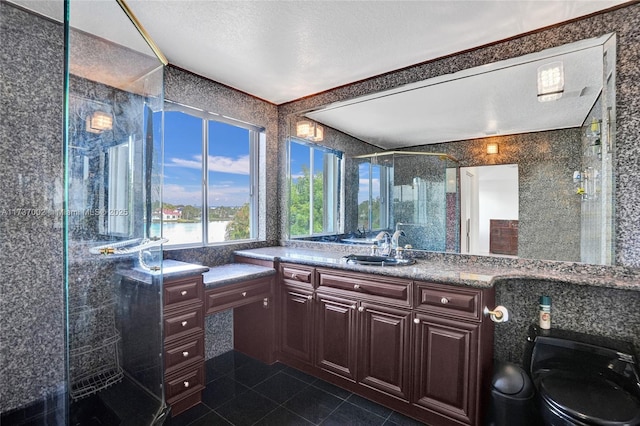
(183, 381), (190, 388)
(241, 291), (247, 297)
(354, 284), (360, 290)
(440, 297), (449, 305)
(181, 290), (187, 296)
(414, 318), (420, 324)
(181, 321), (188, 327)
(182, 351), (189, 357)
(358, 306), (365, 312)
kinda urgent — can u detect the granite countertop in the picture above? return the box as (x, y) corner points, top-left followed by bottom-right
(234, 246), (640, 291)
(203, 263), (276, 290)
(118, 259), (210, 284)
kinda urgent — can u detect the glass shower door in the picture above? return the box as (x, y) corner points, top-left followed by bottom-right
(64, 0), (166, 424)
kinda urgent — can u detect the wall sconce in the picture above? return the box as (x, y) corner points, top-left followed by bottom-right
(86, 111), (113, 133)
(537, 61), (564, 102)
(486, 142), (499, 155)
(296, 119), (324, 142)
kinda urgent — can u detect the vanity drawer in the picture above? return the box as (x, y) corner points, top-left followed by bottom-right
(164, 306), (204, 342)
(281, 264), (314, 286)
(165, 363), (205, 403)
(164, 276), (203, 310)
(165, 334), (204, 374)
(317, 270), (411, 305)
(205, 278), (272, 314)
(415, 282), (482, 321)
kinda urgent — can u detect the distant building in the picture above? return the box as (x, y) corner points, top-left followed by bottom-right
(162, 209), (182, 221)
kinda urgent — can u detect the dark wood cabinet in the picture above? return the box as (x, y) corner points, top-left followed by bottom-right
(358, 302), (411, 401)
(280, 284), (314, 363)
(315, 292), (358, 381)
(413, 314), (480, 424)
(163, 274), (205, 416)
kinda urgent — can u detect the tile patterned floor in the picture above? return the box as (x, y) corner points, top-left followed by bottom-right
(167, 351), (426, 426)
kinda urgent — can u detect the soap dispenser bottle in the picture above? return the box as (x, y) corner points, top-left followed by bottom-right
(539, 296), (551, 330)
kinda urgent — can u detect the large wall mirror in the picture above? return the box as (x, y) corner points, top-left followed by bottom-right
(289, 33), (616, 265)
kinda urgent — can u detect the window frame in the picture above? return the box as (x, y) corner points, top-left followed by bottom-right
(288, 138), (344, 238)
(163, 101), (262, 247)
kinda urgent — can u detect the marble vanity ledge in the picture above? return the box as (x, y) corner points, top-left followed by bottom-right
(234, 245), (640, 291)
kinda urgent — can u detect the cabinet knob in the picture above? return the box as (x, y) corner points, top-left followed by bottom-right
(263, 297), (269, 308)
(354, 284), (360, 290)
(358, 306), (365, 312)
(307, 295), (313, 301)
(242, 291), (247, 297)
(351, 304), (357, 310)
(181, 290), (187, 296)
(440, 297), (449, 305)
(292, 273), (298, 280)
(182, 351), (189, 358)
(414, 318), (420, 324)
(181, 321), (188, 327)
(183, 381), (190, 388)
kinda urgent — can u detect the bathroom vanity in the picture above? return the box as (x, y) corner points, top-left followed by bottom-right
(235, 249), (496, 426)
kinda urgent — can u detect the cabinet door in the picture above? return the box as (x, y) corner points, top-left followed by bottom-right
(315, 293), (358, 381)
(358, 302), (411, 401)
(280, 284), (314, 364)
(413, 314), (479, 425)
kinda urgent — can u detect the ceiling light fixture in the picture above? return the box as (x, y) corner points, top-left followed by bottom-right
(296, 119), (324, 142)
(537, 61), (564, 102)
(486, 142), (499, 155)
(86, 111), (113, 133)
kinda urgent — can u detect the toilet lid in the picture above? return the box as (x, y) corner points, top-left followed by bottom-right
(540, 371), (640, 425)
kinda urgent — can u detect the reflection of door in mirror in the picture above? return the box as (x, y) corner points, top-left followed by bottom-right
(460, 164), (518, 256)
(102, 138), (133, 236)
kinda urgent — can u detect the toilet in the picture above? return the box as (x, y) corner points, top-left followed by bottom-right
(523, 325), (640, 425)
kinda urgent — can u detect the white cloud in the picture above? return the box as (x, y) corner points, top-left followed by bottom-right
(166, 154), (250, 175)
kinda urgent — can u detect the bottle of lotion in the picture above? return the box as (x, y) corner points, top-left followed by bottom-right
(539, 296), (551, 329)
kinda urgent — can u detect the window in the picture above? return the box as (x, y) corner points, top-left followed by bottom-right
(358, 161), (390, 231)
(160, 103), (261, 246)
(288, 139), (342, 237)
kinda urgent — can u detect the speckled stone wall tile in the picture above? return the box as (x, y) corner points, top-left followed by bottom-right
(0, 3), (65, 413)
(494, 278), (640, 366)
(205, 310), (234, 359)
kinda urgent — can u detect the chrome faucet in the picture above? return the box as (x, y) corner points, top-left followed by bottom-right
(375, 231), (391, 255)
(391, 230), (406, 250)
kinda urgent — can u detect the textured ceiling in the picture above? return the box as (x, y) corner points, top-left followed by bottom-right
(9, 0), (629, 104)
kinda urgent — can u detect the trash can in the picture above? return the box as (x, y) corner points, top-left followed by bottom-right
(486, 362), (538, 426)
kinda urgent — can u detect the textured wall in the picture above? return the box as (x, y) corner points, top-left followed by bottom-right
(0, 3), (66, 412)
(494, 278), (640, 365)
(279, 3), (640, 268)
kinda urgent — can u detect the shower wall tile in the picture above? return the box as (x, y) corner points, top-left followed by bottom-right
(0, 3), (66, 413)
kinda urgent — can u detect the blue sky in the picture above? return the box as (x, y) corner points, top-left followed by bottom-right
(163, 111), (251, 207)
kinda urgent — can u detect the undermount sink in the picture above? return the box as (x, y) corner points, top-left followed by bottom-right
(344, 254), (415, 267)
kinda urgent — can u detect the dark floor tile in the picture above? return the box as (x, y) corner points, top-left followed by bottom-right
(226, 358), (281, 388)
(312, 380), (352, 400)
(385, 411), (426, 425)
(167, 403), (212, 426)
(321, 401), (387, 425)
(189, 411), (233, 426)
(253, 371), (310, 404)
(201, 376), (250, 409)
(284, 386), (343, 424)
(209, 350), (253, 375)
(281, 366), (318, 384)
(214, 390), (278, 425)
(254, 406), (314, 426)
(346, 394), (393, 418)
(205, 357), (228, 383)
(98, 377), (161, 421)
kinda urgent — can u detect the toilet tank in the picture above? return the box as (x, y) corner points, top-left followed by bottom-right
(524, 325), (640, 397)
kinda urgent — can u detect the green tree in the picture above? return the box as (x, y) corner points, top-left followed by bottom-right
(225, 203), (250, 240)
(289, 166), (324, 235)
(180, 205), (201, 222)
